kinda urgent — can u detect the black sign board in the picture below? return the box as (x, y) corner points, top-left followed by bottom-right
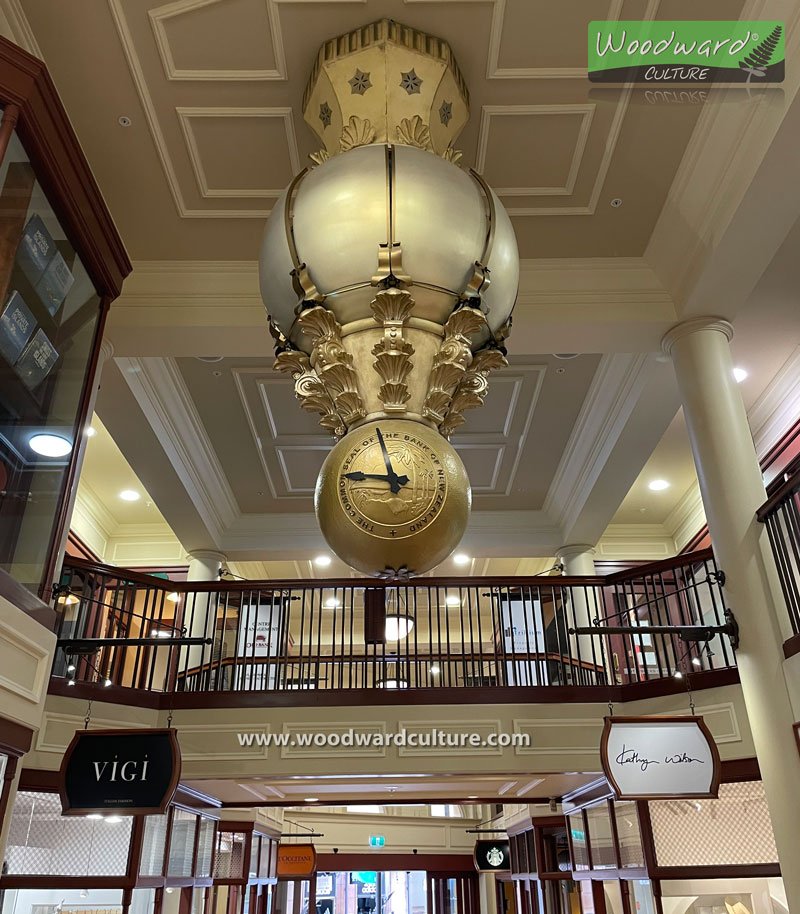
(59, 728), (181, 816)
(473, 839), (511, 872)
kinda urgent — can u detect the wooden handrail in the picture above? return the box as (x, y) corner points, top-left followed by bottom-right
(60, 551), (717, 594)
(175, 652), (607, 679)
(757, 467), (800, 521)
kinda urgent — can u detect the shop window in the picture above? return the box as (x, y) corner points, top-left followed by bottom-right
(130, 889), (156, 914)
(0, 888), (124, 914)
(613, 801), (644, 868)
(649, 781), (778, 867)
(566, 811), (589, 871)
(167, 809), (198, 877)
(5, 791), (131, 877)
(214, 832), (246, 879)
(0, 132), (104, 596)
(196, 818), (216, 878)
(585, 802), (615, 869)
(139, 815), (168, 877)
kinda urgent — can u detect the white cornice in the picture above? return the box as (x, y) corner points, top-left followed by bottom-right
(749, 345), (800, 459)
(74, 480), (117, 542)
(664, 482), (706, 553)
(116, 356), (239, 542)
(544, 353), (653, 535)
(0, 0), (42, 56)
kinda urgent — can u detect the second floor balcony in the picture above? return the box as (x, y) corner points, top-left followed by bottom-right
(51, 549), (738, 708)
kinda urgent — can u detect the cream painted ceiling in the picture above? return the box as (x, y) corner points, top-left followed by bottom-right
(19, 0), (741, 261)
(185, 771), (597, 805)
(14, 0), (798, 570)
(175, 353), (600, 515)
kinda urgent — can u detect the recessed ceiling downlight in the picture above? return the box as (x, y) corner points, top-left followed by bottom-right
(648, 479), (670, 491)
(119, 489), (141, 501)
(29, 434), (72, 457)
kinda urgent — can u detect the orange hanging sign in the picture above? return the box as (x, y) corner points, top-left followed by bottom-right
(277, 844), (317, 877)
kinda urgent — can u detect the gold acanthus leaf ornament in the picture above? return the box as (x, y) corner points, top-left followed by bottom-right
(396, 115), (432, 151)
(339, 115), (376, 152)
(442, 144), (463, 165)
(370, 288), (415, 414)
(309, 148), (330, 166)
(440, 346), (508, 437)
(423, 305), (486, 425)
(297, 306), (366, 426)
(274, 348), (346, 438)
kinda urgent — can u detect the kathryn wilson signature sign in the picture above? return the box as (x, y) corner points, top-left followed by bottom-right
(600, 716), (720, 800)
(59, 728), (181, 816)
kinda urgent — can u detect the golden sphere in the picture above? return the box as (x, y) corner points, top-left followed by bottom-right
(315, 419), (471, 577)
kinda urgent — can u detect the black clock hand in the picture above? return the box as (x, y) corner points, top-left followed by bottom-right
(375, 427), (404, 494)
(342, 471), (410, 487)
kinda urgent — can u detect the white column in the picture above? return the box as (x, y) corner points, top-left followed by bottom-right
(557, 545), (605, 684)
(181, 550), (226, 679)
(663, 317), (800, 909)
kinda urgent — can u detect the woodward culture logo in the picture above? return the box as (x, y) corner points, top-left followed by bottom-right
(237, 729), (531, 750)
(589, 21), (785, 83)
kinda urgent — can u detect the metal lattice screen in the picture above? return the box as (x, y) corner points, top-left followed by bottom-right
(649, 781), (778, 867)
(6, 791), (132, 876)
(139, 815), (168, 876)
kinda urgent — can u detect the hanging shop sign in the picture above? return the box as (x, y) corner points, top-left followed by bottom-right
(59, 728), (180, 816)
(474, 839), (511, 872)
(601, 716), (720, 800)
(277, 843), (317, 877)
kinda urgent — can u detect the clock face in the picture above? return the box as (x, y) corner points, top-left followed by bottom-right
(338, 425), (447, 540)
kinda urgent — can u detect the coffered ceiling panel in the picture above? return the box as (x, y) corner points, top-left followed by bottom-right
(151, 0), (282, 79)
(173, 355), (599, 516)
(15, 0), (744, 258)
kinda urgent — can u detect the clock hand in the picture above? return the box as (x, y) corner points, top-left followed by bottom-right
(342, 471), (410, 487)
(375, 427), (404, 494)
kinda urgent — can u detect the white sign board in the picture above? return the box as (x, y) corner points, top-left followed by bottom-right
(234, 597), (286, 689)
(601, 716), (720, 799)
(499, 593), (547, 685)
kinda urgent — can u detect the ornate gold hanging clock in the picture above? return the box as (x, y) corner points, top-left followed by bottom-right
(258, 21), (519, 578)
(315, 419), (471, 577)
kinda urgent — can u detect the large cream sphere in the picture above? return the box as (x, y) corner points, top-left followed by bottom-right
(315, 419), (471, 577)
(259, 143), (518, 351)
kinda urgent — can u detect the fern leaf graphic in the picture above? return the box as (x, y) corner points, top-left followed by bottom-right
(739, 24), (782, 72)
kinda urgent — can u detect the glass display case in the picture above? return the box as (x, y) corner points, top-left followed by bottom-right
(0, 38), (130, 599)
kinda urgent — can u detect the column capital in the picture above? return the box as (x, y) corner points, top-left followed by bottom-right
(661, 317), (734, 356)
(556, 544), (596, 560)
(99, 339), (115, 363)
(186, 549), (227, 564)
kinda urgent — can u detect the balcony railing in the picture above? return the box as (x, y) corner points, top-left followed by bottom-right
(758, 466), (800, 636)
(51, 550), (736, 699)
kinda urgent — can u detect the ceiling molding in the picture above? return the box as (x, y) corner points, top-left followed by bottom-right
(116, 356), (239, 541)
(544, 354), (653, 535)
(596, 524), (675, 560)
(0, 0), (41, 55)
(475, 104), (595, 197)
(663, 482), (705, 553)
(645, 0), (800, 312)
(149, 0), (287, 81)
(176, 106), (300, 198)
(749, 344), (800, 459)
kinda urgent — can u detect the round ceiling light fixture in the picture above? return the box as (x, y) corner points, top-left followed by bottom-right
(733, 367), (748, 383)
(314, 555), (332, 567)
(648, 479), (670, 491)
(29, 434), (72, 457)
(453, 553), (470, 565)
(119, 489), (141, 501)
(385, 613), (414, 641)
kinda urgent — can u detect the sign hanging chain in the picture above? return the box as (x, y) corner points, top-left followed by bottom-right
(84, 699), (93, 730)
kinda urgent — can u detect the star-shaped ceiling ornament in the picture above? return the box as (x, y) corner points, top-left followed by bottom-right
(319, 101), (332, 128)
(399, 68), (422, 95)
(349, 69), (372, 95)
(439, 100), (453, 126)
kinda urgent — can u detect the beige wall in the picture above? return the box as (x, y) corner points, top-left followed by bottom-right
(28, 683), (753, 781)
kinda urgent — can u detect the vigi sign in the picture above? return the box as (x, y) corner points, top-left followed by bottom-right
(600, 716), (721, 800)
(59, 728), (181, 816)
(588, 21), (785, 83)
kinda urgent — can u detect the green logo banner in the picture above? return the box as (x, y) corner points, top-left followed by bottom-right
(588, 21), (785, 82)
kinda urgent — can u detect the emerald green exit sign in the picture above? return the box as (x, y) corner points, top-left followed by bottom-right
(369, 836), (385, 848)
